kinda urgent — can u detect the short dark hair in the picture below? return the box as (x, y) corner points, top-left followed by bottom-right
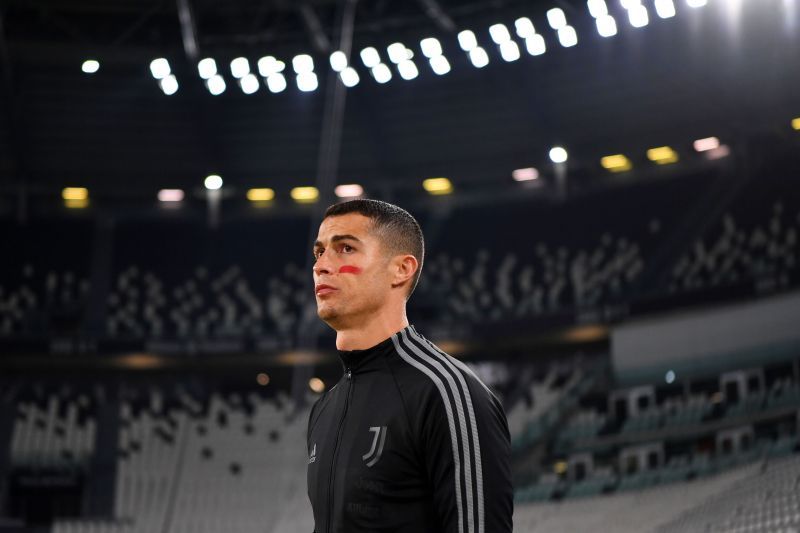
(323, 198), (424, 300)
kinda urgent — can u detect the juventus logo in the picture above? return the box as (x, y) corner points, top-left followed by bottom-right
(362, 426), (387, 468)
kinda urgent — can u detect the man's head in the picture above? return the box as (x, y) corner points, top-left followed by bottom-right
(312, 199), (424, 329)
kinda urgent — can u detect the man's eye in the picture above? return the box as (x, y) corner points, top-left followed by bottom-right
(342, 244), (353, 252)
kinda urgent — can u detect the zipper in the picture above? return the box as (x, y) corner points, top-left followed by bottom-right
(326, 367), (353, 533)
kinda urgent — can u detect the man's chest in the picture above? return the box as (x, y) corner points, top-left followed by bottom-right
(307, 374), (427, 520)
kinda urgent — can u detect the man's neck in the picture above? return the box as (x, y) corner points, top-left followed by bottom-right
(335, 313), (409, 351)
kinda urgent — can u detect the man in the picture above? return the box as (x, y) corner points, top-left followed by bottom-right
(306, 198), (513, 533)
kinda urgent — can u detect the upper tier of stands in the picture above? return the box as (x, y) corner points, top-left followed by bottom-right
(670, 173), (800, 297)
(1, 172), (797, 343)
(0, 218), (93, 337)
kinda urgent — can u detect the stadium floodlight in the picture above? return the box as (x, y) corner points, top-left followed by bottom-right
(597, 15), (618, 37)
(601, 154), (633, 172)
(489, 23), (512, 44)
(422, 177), (453, 195)
(694, 136), (720, 152)
(240, 73), (260, 94)
(547, 8), (567, 30)
(292, 54), (314, 74)
(266, 73), (287, 93)
(397, 60), (419, 80)
(421, 37), (450, 75)
(330, 51), (348, 72)
(149, 58), (171, 79)
(525, 34), (547, 56)
(82, 60), (99, 74)
(387, 43), (411, 64)
(158, 189), (184, 202)
(512, 167), (539, 181)
(457, 30), (478, 51)
(159, 75), (179, 95)
(628, 4), (650, 27)
(207, 74), (226, 95)
(360, 47), (381, 68)
(62, 187), (89, 201)
(549, 146), (568, 163)
(247, 188), (275, 202)
(420, 37), (443, 58)
(291, 186), (319, 203)
(340, 67), (360, 87)
(297, 72), (318, 92)
(371, 64), (392, 83)
(429, 55), (451, 75)
(588, 0), (609, 18)
(515, 17), (536, 38)
(257, 56), (280, 77)
(655, 0), (677, 18)
(468, 47), (490, 68)
(198, 58), (217, 79)
(499, 41), (521, 62)
(335, 184), (364, 198)
(230, 57), (250, 78)
(686, 0), (707, 7)
(558, 26), (579, 47)
(204, 175), (223, 190)
(647, 146), (679, 164)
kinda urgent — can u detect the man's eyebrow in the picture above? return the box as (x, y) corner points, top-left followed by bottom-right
(313, 234), (363, 248)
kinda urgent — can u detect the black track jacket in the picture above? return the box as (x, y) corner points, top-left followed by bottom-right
(306, 323), (513, 533)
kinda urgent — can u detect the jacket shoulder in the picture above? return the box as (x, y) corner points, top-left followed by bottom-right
(388, 329), (501, 411)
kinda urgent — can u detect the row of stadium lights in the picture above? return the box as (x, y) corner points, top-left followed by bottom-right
(80, 0), (713, 95)
(60, 177), (431, 209)
(60, 121), (800, 210)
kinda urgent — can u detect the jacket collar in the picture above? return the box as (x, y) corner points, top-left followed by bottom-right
(336, 324), (415, 373)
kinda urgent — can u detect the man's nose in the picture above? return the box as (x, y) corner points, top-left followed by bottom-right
(313, 252), (333, 276)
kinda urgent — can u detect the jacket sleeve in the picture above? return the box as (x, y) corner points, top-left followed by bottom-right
(419, 375), (514, 533)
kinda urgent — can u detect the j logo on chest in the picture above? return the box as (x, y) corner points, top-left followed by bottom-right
(362, 426), (387, 467)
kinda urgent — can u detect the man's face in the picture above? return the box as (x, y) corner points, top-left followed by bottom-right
(312, 213), (393, 329)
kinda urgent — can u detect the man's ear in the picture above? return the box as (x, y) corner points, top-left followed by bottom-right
(391, 254), (419, 289)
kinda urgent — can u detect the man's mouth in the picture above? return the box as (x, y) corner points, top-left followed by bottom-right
(315, 284), (338, 296)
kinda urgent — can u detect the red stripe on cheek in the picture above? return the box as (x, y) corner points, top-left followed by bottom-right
(338, 265), (362, 274)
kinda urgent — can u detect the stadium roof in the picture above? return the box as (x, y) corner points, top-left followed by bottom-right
(0, 0), (798, 201)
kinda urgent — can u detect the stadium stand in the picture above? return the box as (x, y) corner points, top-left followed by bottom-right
(669, 174), (800, 298)
(2, 170), (798, 345)
(1, 353), (798, 532)
(0, 218), (93, 337)
(11, 392), (96, 469)
(3, 384), (318, 533)
(419, 175), (707, 321)
(516, 460), (761, 533)
(657, 454), (800, 533)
